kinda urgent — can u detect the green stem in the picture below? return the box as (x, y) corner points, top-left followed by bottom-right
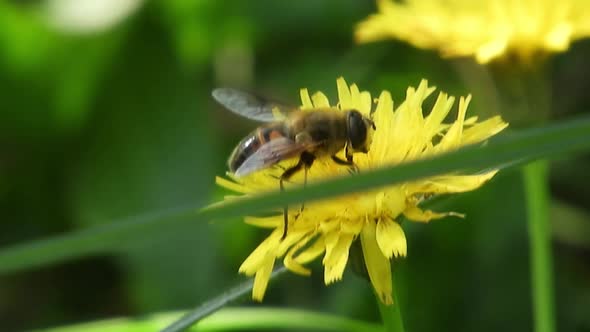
(523, 160), (555, 332)
(376, 281), (405, 332)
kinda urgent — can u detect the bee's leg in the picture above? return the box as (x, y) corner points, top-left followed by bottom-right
(345, 145), (359, 173)
(279, 152), (315, 240)
(279, 177), (289, 240)
(331, 155), (351, 165)
(331, 153), (359, 173)
(299, 164), (309, 213)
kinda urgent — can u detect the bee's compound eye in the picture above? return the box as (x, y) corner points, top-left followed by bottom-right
(348, 110), (367, 151)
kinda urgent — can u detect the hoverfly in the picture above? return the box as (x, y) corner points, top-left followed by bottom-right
(212, 88), (375, 238)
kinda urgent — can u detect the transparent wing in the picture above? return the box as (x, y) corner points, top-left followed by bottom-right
(234, 137), (307, 177)
(212, 88), (291, 122)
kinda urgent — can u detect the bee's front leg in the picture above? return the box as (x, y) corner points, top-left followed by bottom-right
(331, 145), (359, 173)
(345, 144), (360, 173)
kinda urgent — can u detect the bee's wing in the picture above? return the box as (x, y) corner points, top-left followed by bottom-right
(212, 88), (290, 122)
(234, 137), (308, 177)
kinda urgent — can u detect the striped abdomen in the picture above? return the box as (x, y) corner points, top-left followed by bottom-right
(227, 123), (287, 173)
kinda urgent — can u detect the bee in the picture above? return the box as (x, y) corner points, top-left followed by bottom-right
(213, 88), (376, 238)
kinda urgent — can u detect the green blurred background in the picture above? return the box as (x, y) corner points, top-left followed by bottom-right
(1, 1), (590, 331)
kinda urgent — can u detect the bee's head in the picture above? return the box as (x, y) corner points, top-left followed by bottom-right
(347, 110), (376, 154)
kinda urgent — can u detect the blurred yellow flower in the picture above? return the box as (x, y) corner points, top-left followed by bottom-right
(216, 78), (508, 304)
(356, 0), (590, 63)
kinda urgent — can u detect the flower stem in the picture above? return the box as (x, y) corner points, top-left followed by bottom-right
(376, 283), (405, 332)
(523, 160), (555, 332)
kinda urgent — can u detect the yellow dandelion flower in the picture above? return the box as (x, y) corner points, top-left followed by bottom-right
(216, 78), (508, 304)
(356, 0), (590, 63)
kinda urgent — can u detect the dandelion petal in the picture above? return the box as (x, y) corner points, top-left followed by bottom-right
(337, 77), (352, 108)
(312, 92), (331, 108)
(216, 176), (249, 194)
(284, 233), (315, 276)
(252, 257), (275, 301)
(245, 216), (282, 228)
(239, 230), (281, 275)
(403, 205), (465, 223)
(462, 116), (509, 145)
(294, 236), (326, 264)
(323, 233), (354, 284)
(376, 218), (407, 258)
(361, 220), (393, 305)
(410, 172), (498, 194)
(300, 88), (314, 109)
(359, 91), (372, 115)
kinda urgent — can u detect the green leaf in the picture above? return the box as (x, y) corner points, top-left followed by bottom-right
(37, 308), (383, 332)
(1, 115), (590, 273)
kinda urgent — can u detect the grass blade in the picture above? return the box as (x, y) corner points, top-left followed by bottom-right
(0, 115), (589, 273)
(38, 308), (384, 332)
